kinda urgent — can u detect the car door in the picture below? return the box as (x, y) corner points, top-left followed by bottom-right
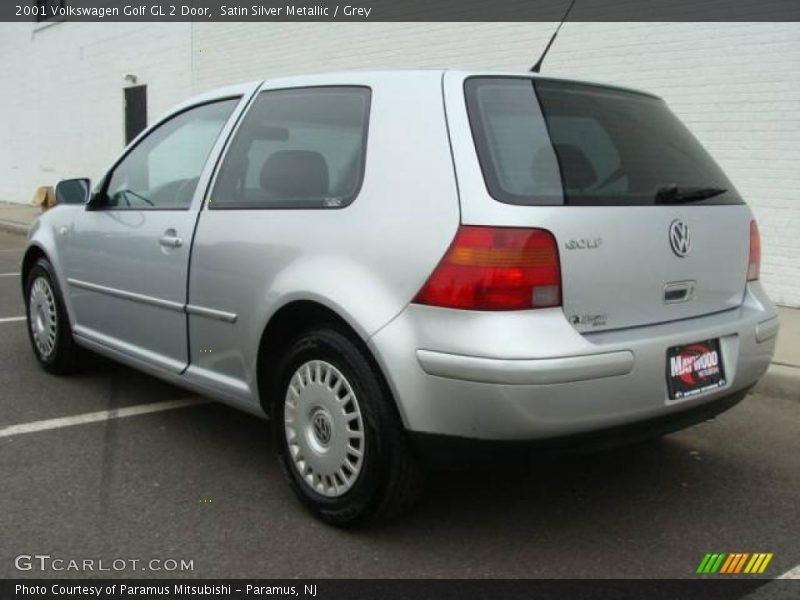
(62, 96), (244, 373)
(185, 80), (376, 406)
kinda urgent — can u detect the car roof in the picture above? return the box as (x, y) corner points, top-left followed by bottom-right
(183, 69), (659, 107)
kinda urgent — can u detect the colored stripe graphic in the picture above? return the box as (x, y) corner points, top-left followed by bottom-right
(701, 553), (774, 575)
(701, 554), (719, 574)
(745, 555), (759, 574)
(696, 554), (712, 574)
(735, 553), (750, 573)
(723, 553), (744, 574)
(699, 554), (726, 574)
(710, 554), (726, 573)
(759, 554), (773, 573)
(720, 553), (739, 573)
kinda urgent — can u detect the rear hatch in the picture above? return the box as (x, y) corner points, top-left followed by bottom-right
(447, 73), (751, 333)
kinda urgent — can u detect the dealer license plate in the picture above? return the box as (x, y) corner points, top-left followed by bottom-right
(666, 339), (726, 401)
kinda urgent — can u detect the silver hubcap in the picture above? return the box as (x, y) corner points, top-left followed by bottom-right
(284, 360), (365, 498)
(29, 277), (57, 359)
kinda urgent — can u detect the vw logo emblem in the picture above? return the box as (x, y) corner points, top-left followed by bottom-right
(669, 219), (691, 257)
(312, 412), (332, 446)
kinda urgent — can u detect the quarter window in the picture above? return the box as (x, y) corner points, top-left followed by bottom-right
(210, 86), (371, 209)
(99, 99), (239, 210)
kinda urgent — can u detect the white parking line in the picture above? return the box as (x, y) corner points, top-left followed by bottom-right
(0, 248), (23, 253)
(0, 316), (26, 324)
(0, 398), (211, 439)
(779, 564), (800, 579)
(0, 272), (19, 277)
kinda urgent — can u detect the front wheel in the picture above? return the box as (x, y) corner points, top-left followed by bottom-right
(272, 327), (423, 527)
(25, 258), (84, 374)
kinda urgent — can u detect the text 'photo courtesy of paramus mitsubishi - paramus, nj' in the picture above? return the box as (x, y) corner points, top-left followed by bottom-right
(22, 70), (780, 526)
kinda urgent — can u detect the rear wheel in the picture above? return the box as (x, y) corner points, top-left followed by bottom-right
(25, 258), (84, 374)
(272, 327), (423, 527)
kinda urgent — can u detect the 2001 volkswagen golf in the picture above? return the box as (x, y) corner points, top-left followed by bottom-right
(24, 71), (780, 526)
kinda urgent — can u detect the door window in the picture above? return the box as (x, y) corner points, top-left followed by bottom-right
(210, 86), (371, 209)
(100, 99), (239, 210)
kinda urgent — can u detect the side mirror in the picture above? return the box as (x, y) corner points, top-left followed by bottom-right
(54, 178), (90, 205)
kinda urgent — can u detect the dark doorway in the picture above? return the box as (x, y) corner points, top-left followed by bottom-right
(124, 85), (147, 145)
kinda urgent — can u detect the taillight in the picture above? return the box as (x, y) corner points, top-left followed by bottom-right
(413, 226), (561, 310)
(747, 220), (761, 281)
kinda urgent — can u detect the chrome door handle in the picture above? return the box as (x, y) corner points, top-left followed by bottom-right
(159, 230), (183, 248)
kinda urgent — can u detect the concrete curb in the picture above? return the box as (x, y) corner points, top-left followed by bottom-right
(0, 219), (29, 236)
(754, 364), (800, 402)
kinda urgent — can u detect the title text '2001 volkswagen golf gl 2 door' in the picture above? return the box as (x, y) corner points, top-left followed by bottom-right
(24, 71), (779, 526)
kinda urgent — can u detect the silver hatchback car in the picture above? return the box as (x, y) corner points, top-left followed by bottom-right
(23, 71), (779, 526)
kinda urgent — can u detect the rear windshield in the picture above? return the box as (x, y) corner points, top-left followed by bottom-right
(464, 77), (742, 206)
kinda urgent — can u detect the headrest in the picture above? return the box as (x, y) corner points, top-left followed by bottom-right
(260, 150), (329, 198)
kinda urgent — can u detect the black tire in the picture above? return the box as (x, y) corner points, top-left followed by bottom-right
(271, 327), (423, 527)
(24, 258), (84, 374)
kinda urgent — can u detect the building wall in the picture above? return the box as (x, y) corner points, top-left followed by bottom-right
(0, 22), (797, 306)
(0, 22), (191, 204)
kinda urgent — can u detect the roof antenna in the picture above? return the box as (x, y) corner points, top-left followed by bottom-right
(531, 0), (577, 73)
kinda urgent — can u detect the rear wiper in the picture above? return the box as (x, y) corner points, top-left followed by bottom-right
(655, 185), (727, 204)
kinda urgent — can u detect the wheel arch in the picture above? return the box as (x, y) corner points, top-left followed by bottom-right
(21, 236), (78, 331)
(21, 244), (49, 294)
(255, 299), (394, 419)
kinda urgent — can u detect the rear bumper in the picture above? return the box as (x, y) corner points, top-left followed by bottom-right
(368, 282), (778, 441)
(410, 385), (752, 468)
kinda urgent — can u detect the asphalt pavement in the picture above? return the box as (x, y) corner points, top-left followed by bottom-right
(1, 230), (798, 580)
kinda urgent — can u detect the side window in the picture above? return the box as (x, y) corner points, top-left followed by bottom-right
(100, 99), (239, 210)
(210, 86), (371, 209)
(468, 80), (562, 203)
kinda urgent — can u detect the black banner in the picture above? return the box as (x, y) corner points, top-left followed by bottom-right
(3, 578), (795, 600)
(5, 0), (800, 22)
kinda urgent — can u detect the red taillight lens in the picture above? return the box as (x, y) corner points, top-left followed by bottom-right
(748, 220), (761, 281)
(413, 226), (561, 310)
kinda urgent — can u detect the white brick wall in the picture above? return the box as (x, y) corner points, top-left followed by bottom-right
(0, 22), (797, 305)
(0, 22), (191, 203)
